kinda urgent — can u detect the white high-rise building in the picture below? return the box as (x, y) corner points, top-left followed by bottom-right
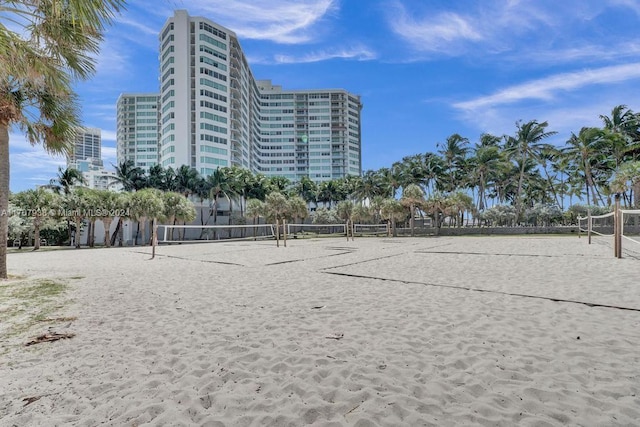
(67, 127), (102, 167)
(116, 93), (160, 173)
(158, 10), (362, 182)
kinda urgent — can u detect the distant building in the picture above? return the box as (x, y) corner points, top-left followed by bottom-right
(72, 158), (122, 191)
(116, 93), (161, 173)
(67, 127), (102, 168)
(155, 10), (362, 182)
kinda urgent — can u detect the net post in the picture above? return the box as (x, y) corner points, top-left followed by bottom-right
(615, 194), (622, 258)
(345, 220), (350, 241)
(283, 218), (287, 247)
(163, 224), (168, 244)
(587, 209), (592, 245)
(578, 216), (581, 239)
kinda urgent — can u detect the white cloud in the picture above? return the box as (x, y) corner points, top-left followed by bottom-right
(184, 0), (338, 43)
(610, 0), (640, 15)
(272, 46), (377, 64)
(385, 0), (554, 55)
(101, 130), (117, 142)
(453, 63), (640, 111)
(102, 146), (118, 168)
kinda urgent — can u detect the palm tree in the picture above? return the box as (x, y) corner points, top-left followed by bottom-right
(317, 180), (343, 208)
(63, 188), (91, 249)
(50, 166), (86, 194)
(377, 167), (401, 198)
(610, 161), (640, 207)
(336, 200), (355, 240)
(147, 164), (175, 191)
(207, 168), (232, 230)
(438, 134), (470, 193)
(245, 198), (265, 239)
(424, 192), (450, 235)
(50, 165), (86, 243)
(268, 176), (291, 194)
(380, 198), (405, 237)
(0, 1), (125, 278)
(82, 188), (101, 247)
(353, 170), (381, 202)
(396, 154), (427, 191)
(247, 173), (270, 201)
(562, 127), (606, 206)
(130, 188), (165, 247)
(174, 165), (200, 198)
(423, 152), (446, 195)
(293, 176), (318, 208)
(12, 188), (58, 250)
(505, 120), (557, 219)
(469, 145), (503, 211)
(448, 191), (474, 227)
(96, 190), (121, 248)
(224, 166), (253, 218)
(162, 191), (197, 241)
(400, 184), (425, 236)
(114, 160), (146, 192)
(263, 192), (289, 247)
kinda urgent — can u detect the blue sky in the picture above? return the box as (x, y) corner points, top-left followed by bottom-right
(9, 0), (640, 191)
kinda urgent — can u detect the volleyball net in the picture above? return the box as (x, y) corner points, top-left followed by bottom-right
(578, 209), (640, 258)
(353, 223), (390, 237)
(286, 223), (347, 237)
(158, 224), (276, 243)
(621, 209), (640, 257)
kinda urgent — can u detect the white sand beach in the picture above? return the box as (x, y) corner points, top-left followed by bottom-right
(1, 235), (639, 426)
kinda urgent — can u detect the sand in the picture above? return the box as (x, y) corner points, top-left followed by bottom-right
(1, 235), (639, 426)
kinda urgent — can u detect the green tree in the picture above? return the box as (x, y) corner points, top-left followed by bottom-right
(95, 190), (121, 248)
(0, 0), (125, 277)
(50, 166), (86, 194)
(438, 134), (470, 193)
(162, 191), (196, 240)
(562, 127), (607, 206)
(114, 160), (146, 192)
(63, 188), (90, 249)
(505, 120), (557, 219)
(263, 192), (289, 246)
(130, 188), (164, 246)
(174, 165), (200, 198)
(50, 165), (86, 243)
(400, 184), (425, 236)
(207, 168), (232, 230)
(12, 188), (57, 250)
(267, 176), (291, 194)
(245, 198), (265, 239)
(610, 161), (640, 207)
(380, 198), (405, 237)
(424, 192), (450, 234)
(294, 176), (318, 207)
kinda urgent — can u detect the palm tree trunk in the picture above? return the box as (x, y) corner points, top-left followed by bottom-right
(74, 219), (82, 248)
(410, 204), (415, 236)
(89, 219), (96, 247)
(0, 124), (9, 278)
(114, 217), (123, 246)
(151, 218), (157, 259)
(33, 219), (41, 251)
(139, 218), (147, 246)
(103, 218), (112, 248)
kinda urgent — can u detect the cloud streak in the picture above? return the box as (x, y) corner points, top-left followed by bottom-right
(271, 46), (377, 64)
(453, 63), (640, 111)
(183, 0), (338, 43)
